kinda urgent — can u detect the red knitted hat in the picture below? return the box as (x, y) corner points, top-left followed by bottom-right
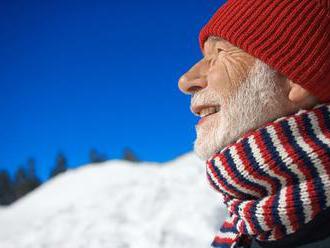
(199, 0), (330, 102)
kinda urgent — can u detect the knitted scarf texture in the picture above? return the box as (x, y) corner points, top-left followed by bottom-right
(207, 104), (330, 248)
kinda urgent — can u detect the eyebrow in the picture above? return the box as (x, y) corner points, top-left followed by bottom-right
(202, 36), (224, 56)
(208, 36), (222, 42)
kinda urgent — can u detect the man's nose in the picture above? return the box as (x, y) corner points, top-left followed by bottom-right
(178, 64), (207, 95)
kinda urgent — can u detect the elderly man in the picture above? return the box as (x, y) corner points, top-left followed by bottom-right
(178, 1), (330, 248)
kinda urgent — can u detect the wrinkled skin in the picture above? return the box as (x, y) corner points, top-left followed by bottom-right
(179, 37), (256, 102)
(178, 37), (318, 160)
(179, 37), (317, 106)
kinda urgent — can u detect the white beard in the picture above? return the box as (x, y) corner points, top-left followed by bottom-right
(193, 59), (297, 160)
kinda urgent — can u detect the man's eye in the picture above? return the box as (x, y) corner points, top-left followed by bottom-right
(217, 48), (224, 54)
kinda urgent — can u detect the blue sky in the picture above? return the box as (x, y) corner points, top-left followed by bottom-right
(0, 0), (225, 180)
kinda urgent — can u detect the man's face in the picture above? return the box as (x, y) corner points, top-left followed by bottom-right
(178, 37), (299, 160)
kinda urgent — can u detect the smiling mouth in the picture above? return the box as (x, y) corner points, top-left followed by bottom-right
(198, 106), (220, 117)
(191, 105), (221, 125)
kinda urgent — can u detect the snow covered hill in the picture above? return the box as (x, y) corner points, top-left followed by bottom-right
(0, 153), (227, 248)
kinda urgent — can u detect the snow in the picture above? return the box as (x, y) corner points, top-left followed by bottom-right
(0, 153), (227, 248)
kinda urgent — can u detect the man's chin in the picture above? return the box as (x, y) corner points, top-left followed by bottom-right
(193, 121), (243, 160)
(193, 137), (219, 161)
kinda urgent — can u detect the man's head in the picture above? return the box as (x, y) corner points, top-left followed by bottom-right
(178, 0), (330, 160)
(178, 37), (318, 160)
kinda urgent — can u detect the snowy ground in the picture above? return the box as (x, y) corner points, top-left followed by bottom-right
(0, 153), (227, 248)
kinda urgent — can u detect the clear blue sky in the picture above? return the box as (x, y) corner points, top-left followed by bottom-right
(0, 0), (225, 180)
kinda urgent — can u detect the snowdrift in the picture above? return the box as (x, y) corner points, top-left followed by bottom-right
(0, 153), (226, 248)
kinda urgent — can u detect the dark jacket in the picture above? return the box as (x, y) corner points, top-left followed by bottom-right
(251, 207), (330, 248)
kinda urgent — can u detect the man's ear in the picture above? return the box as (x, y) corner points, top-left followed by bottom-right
(288, 81), (311, 103)
(288, 80), (319, 108)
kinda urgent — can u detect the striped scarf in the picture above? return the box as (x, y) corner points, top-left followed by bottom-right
(207, 104), (330, 248)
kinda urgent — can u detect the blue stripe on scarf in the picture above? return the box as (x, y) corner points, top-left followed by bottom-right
(242, 138), (281, 193)
(302, 111), (329, 209)
(210, 159), (248, 199)
(224, 148), (268, 198)
(280, 121), (307, 225)
(260, 126), (301, 233)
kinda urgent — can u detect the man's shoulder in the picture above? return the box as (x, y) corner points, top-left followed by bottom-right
(253, 207), (330, 248)
(252, 236), (330, 248)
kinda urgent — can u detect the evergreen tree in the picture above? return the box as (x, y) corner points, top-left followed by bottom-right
(49, 153), (68, 178)
(0, 170), (15, 205)
(0, 158), (43, 205)
(26, 158), (41, 190)
(13, 159), (42, 201)
(14, 166), (31, 199)
(122, 148), (139, 162)
(89, 148), (107, 163)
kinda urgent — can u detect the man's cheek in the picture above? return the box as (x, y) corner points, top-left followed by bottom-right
(209, 67), (232, 98)
(224, 54), (253, 88)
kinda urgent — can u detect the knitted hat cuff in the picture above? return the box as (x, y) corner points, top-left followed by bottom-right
(199, 0), (330, 102)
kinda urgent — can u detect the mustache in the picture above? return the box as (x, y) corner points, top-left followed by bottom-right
(190, 90), (222, 108)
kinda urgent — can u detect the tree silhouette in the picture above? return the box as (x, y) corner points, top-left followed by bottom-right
(0, 158), (42, 205)
(0, 170), (15, 205)
(122, 148), (139, 162)
(49, 153), (68, 178)
(89, 148), (107, 164)
(26, 158), (41, 190)
(14, 166), (31, 199)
